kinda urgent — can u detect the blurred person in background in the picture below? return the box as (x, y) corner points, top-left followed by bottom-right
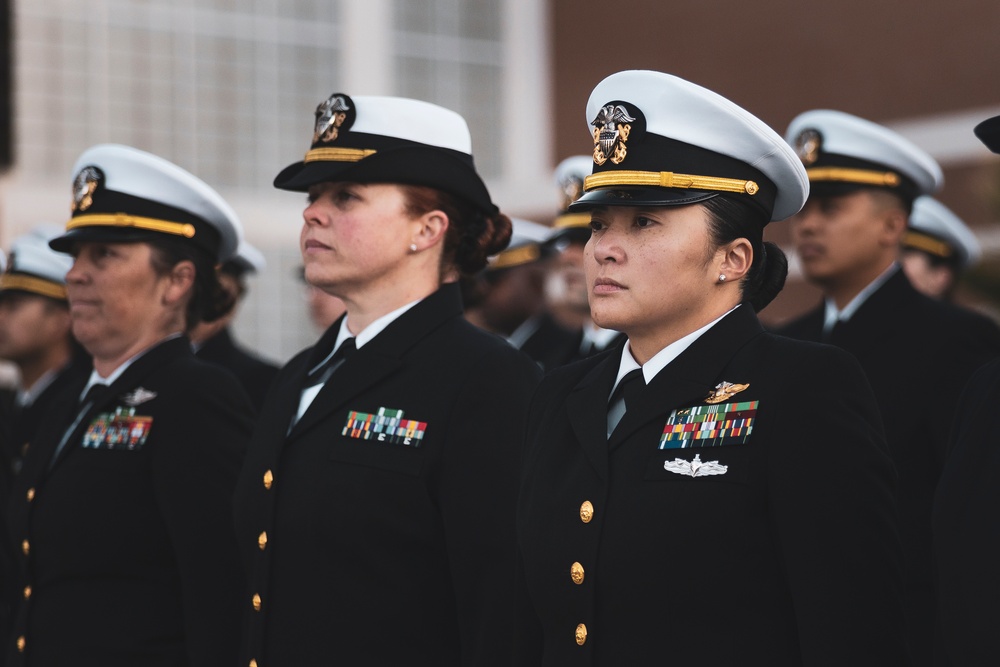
(900, 196), (981, 301)
(545, 156), (625, 363)
(0, 226), (89, 476)
(776, 110), (1000, 665)
(467, 217), (577, 370)
(932, 114), (1000, 667)
(190, 240), (279, 412)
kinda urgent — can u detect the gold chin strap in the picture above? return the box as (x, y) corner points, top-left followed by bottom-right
(584, 170), (759, 196)
(903, 231), (953, 260)
(490, 244), (541, 271)
(66, 214), (196, 239)
(806, 167), (901, 187)
(0, 274), (67, 300)
(304, 147), (377, 163)
(553, 213), (591, 229)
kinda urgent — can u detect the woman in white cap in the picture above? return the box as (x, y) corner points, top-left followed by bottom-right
(514, 70), (906, 665)
(5, 145), (255, 666)
(234, 93), (541, 666)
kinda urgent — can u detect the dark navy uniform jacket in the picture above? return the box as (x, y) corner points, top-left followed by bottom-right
(234, 283), (541, 667)
(516, 305), (907, 666)
(195, 327), (279, 413)
(5, 337), (253, 666)
(777, 268), (1000, 665)
(932, 356), (1000, 666)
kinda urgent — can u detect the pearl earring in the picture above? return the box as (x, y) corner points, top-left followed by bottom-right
(410, 244), (418, 252)
(718, 274), (726, 283)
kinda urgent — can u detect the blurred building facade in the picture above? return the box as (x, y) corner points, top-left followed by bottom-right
(2, 0), (999, 361)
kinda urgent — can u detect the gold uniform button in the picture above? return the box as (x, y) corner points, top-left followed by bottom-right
(252, 593), (262, 611)
(26, 488), (35, 502)
(580, 500), (594, 523)
(258, 531), (268, 550)
(21, 540), (29, 555)
(570, 562), (585, 585)
(16, 635), (25, 651)
(23, 586), (31, 600)
(249, 661), (258, 667)
(575, 623), (587, 645)
(263, 469), (273, 490)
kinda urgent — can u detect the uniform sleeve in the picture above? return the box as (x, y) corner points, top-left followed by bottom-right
(766, 345), (907, 666)
(437, 348), (541, 667)
(151, 371), (254, 667)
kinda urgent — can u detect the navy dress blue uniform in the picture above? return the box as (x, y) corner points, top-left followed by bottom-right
(234, 283), (542, 666)
(5, 336), (254, 666)
(195, 327), (278, 412)
(932, 357), (1000, 666)
(515, 305), (906, 666)
(777, 264), (1000, 654)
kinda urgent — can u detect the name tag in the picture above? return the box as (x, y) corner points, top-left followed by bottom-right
(659, 400), (758, 449)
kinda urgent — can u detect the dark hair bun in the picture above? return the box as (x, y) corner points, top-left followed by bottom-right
(454, 211), (512, 276)
(746, 241), (787, 312)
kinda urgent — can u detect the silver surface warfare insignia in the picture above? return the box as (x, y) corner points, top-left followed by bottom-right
(663, 453), (728, 477)
(794, 128), (822, 166)
(314, 94), (351, 143)
(71, 166), (102, 212)
(82, 407), (153, 451)
(704, 381), (750, 404)
(342, 406), (427, 447)
(591, 104), (636, 166)
(120, 387), (157, 407)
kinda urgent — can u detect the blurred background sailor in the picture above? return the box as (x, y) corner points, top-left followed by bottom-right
(932, 113), (1000, 667)
(466, 217), (577, 370)
(190, 240), (279, 413)
(0, 226), (89, 476)
(900, 196), (981, 301)
(5, 144), (254, 666)
(544, 155), (625, 362)
(775, 110), (1000, 666)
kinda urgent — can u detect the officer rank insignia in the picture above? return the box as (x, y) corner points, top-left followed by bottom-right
(591, 103), (636, 166)
(342, 406), (427, 447)
(82, 407), (153, 451)
(659, 400), (759, 449)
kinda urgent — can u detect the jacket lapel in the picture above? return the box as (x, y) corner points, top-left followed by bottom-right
(566, 354), (620, 481)
(285, 284), (464, 442)
(48, 337), (190, 473)
(608, 306), (764, 450)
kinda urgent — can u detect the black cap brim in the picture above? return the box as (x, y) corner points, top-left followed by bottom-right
(975, 115), (1000, 154)
(568, 186), (719, 211)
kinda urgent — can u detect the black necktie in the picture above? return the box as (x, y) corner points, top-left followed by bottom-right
(303, 338), (356, 389)
(607, 368), (644, 435)
(50, 383), (107, 467)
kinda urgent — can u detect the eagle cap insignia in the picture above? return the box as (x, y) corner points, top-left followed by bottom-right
(704, 381), (750, 404)
(591, 103), (637, 166)
(794, 128), (823, 166)
(664, 453), (728, 477)
(313, 93), (355, 144)
(121, 387), (158, 407)
(71, 166), (103, 213)
(558, 174), (586, 210)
